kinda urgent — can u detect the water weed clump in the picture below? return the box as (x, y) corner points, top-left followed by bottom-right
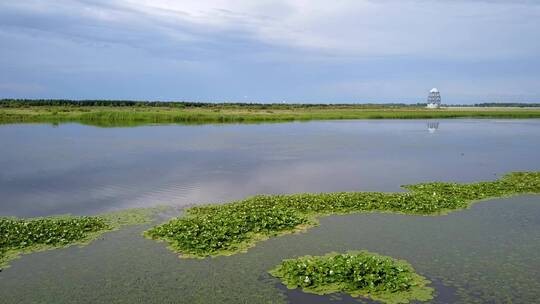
(0, 208), (159, 269)
(146, 201), (309, 257)
(0, 216), (108, 268)
(269, 251), (433, 304)
(146, 172), (540, 258)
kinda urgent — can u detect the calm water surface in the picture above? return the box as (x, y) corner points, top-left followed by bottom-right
(1, 119), (540, 216)
(1, 119), (540, 303)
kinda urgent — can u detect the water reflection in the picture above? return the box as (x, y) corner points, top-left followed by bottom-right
(1, 119), (540, 217)
(427, 121), (440, 133)
(1, 120), (540, 303)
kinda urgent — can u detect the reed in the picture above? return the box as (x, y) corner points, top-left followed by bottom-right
(2, 105), (540, 127)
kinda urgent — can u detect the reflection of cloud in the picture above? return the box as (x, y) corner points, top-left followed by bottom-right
(3, 120), (540, 217)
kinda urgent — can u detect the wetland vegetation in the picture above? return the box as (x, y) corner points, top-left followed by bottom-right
(146, 171), (540, 258)
(0, 208), (157, 269)
(2, 100), (540, 126)
(269, 251), (433, 304)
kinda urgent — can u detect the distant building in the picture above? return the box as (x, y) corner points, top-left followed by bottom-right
(426, 88), (441, 109)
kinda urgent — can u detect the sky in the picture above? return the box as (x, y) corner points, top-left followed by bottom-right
(0, 0), (539, 104)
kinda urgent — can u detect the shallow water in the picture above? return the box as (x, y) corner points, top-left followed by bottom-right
(1, 119), (540, 303)
(1, 119), (540, 217)
(1, 196), (539, 303)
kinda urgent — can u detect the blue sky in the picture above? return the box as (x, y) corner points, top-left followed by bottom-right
(0, 0), (539, 104)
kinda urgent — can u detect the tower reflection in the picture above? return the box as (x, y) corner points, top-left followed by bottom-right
(427, 122), (439, 133)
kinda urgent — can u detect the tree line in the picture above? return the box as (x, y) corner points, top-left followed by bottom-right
(0, 99), (425, 109)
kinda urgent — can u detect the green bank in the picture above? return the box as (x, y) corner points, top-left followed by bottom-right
(2, 103), (540, 126)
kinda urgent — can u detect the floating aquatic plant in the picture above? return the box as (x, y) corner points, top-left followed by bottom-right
(0, 216), (108, 268)
(269, 251), (433, 304)
(146, 172), (540, 258)
(0, 208), (158, 269)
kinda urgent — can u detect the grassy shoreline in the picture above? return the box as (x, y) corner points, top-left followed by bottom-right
(2, 105), (540, 126)
(145, 172), (540, 258)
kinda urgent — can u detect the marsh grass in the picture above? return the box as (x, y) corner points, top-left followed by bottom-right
(145, 172), (540, 258)
(2, 106), (540, 127)
(269, 251), (433, 304)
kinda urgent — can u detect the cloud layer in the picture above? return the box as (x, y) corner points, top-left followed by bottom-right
(1, 0), (539, 103)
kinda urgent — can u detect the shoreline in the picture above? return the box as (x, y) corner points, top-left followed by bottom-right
(2, 106), (540, 127)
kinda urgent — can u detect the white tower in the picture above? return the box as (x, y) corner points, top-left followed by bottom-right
(426, 88), (441, 109)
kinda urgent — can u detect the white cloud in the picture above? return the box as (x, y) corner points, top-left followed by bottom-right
(107, 0), (540, 59)
(3, 0), (539, 60)
(1, 0), (539, 101)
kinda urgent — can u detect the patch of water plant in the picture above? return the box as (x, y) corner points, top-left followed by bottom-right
(146, 172), (540, 258)
(0, 208), (158, 269)
(269, 251), (433, 304)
